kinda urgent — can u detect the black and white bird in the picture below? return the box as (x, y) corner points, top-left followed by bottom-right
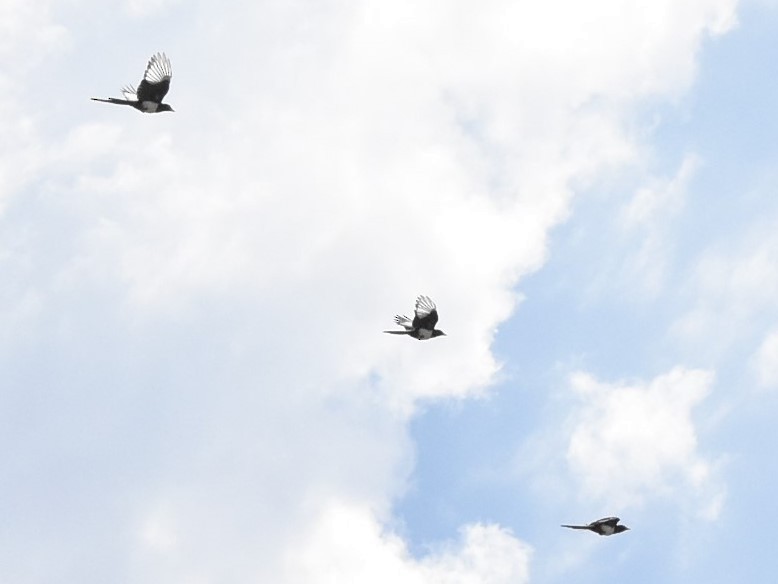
(561, 517), (630, 536)
(384, 295), (446, 340)
(92, 53), (174, 113)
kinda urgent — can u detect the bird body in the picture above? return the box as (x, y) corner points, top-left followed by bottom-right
(561, 517), (630, 536)
(384, 295), (446, 340)
(92, 53), (174, 113)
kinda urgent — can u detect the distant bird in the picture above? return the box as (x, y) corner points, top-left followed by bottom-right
(561, 517), (630, 536)
(384, 295), (446, 340)
(92, 53), (174, 113)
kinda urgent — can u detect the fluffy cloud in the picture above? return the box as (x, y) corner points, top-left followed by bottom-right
(672, 222), (778, 356)
(0, 0), (740, 582)
(620, 156), (701, 298)
(621, 154), (700, 228)
(752, 329), (778, 389)
(287, 501), (531, 584)
(566, 367), (723, 513)
(0, 0), (68, 68)
(0, 0), (67, 214)
(584, 153), (702, 300)
(123, 0), (181, 18)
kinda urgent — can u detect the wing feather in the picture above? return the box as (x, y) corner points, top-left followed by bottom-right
(414, 295), (436, 318)
(136, 53), (172, 103)
(143, 52), (172, 84)
(592, 517), (620, 528)
(394, 315), (413, 331)
(121, 85), (137, 101)
(413, 295), (439, 329)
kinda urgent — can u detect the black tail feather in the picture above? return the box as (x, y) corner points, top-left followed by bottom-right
(91, 97), (135, 106)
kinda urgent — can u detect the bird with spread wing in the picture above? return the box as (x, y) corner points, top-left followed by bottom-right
(384, 295), (446, 340)
(561, 516), (630, 536)
(92, 53), (174, 113)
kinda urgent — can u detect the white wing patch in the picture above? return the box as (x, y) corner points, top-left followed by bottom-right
(414, 295), (436, 318)
(394, 315), (413, 330)
(121, 85), (138, 101)
(144, 52), (172, 84)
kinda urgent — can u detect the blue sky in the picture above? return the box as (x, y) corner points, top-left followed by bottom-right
(2, 0), (778, 582)
(402, 2), (778, 581)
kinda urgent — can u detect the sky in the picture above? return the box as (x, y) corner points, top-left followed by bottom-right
(2, 0), (778, 582)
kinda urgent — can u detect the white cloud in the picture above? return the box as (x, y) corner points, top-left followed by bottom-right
(752, 329), (778, 389)
(605, 152), (703, 299)
(0, 0), (741, 581)
(419, 523), (532, 584)
(43, 0), (736, 408)
(286, 501), (531, 584)
(566, 367), (723, 514)
(124, 0), (180, 17)
(672, 224), (778, 354)
(0, 0), (68, 67)
(621, 153), (700, 228)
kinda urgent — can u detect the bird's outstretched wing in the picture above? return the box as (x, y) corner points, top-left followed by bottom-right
(592, 517), (620, 528)
(383, 314), (415, 335)
(121, 85), (138, 101)
(383, 315), (413, 335)
(136, 52), (172, 103)
(413, 295), (439, 329)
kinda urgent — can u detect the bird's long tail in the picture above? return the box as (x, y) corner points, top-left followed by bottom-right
(91, 97), (134, 106)
(383, 330), (411, 335)
(561, 524), (589, 530)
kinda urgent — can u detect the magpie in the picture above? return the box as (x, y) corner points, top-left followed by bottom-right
(92, 53), (174, 113)
(384, 295), (446, 340)
(561, 516), (630, 536)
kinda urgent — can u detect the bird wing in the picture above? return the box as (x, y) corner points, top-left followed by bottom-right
(412, 295), (439, 329)
(591, 517), (620, 528)
(136, 52), (172, 103)
(121, 85), (138, 101)
(394, 315), (414, 331)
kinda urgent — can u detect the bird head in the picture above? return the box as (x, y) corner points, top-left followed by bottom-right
(432, 330), (447, 338)
(158, 104), (175, 112)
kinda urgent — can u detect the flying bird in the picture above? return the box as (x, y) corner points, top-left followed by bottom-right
(561, 516), (630, 536)
(384, 295), (446, 340)
(92, 53), (174, 113)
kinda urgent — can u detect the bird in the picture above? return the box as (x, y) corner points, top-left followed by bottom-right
(384, 295), (446, 340)
(561, 516), (630, 536)
(92, 53), (174, 113)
